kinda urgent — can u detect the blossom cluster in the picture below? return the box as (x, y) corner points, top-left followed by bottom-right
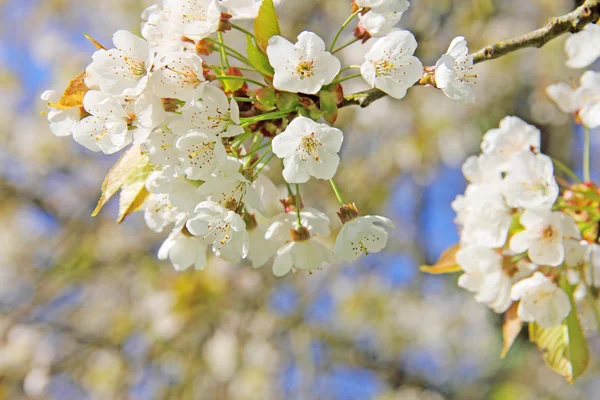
(451, 114), (600, 329)
(46, 0), (486, 276)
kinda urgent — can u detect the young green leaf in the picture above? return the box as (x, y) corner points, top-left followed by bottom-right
(560, 277), (590, 383)
(48, 71), (88, 110)
(254, 0), (281, 52)
(117, 156), (152, 223)
(247, 35), (275, 76)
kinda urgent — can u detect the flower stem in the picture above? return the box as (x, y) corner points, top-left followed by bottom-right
(240, 109), (293, 126)
(249, 147), (273, 169)
(329, 178), (345, 205)
(217, 32), (230, 70)
(256, 153), (276, 176)
(331, 73), (362, 86)
(550, 156), (582, 183)
(214, 76), (267, 88)
(230, 23), (254, 38)
(244, 141), (272, 158)
(584, 126), (591, 182)
(204, 38), (253, 66)
(339, 65), (361, 73)
(295, 184), (302, 226)
(332, 38), (360, 54)
(330, 11), (360, 52)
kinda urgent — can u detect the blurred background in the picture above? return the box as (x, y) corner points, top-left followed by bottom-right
(0, 0), (599, 398)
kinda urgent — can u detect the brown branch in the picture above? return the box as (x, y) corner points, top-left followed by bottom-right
(340, 0), (600, 108)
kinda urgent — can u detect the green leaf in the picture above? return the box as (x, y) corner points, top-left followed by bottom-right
(254, 0), (280, 52)
(92, 145), (149, 218)
(528, 279), (590, 385)
(560, 277), (590, 383)
(319, 88), (339, 125)
(247, 35), (275, 76)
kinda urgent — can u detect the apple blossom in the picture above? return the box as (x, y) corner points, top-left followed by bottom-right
(361, 30), (423, 99)
(89, 30), (154, 97)
(456, 247), (512, 313)
(151, 52), (206, 101)
(435, 36), (476, 103)
(175, 130), (227, 180)
(334, 215), (395, 262)
(356, 9), (405, 38)
(272, 116), (343, 183)
(186, 201), (250, 262)
(480, 116), (540, 168)
(40, 90), (79, 137)
(565, 23), (600, 69)
(510, 209), (581, 267)
(182, 86), (244, 137)
(510, 272), (571, 328)
(159, 222), (208, 271)
(501, 152), (559, 209)
(163, 0), (221, 41)
(267, 31), (341, 95)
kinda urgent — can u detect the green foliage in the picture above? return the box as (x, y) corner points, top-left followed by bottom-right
(319, 87), (339, 125)
(528, 279), (589, 385)
(254, 0), (280, 52)
(246, 35), (275, 76)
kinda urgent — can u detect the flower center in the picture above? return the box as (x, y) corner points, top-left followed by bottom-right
(165, 65), (202, 87)
(123, 56), (147, 78)
(542, 225), (557, 240)
(374, 60), (395, 77)
(298, 132), (322, 161)
(296, 60), (315, 79)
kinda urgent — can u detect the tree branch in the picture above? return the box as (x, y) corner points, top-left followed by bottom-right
(340, 0), (600, 108)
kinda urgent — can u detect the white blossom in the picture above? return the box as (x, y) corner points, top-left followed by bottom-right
(435, 36), (476, 103)
(182, 85), (244, 137)
(175, 130), (227, 180)
(334, 216), (395, 262)
(355, 0), (409, 13)
(361, 30), (423, 99)
(151, 52), (206, 101)
(501, 152), (559, 209)
(220, 0), (282, 19)
(89, 30), (154, 97)
(159, 223), (208, 271)
(267, 31), (341, 95)
(247, 224), (279, 269)
(452, 184), (512, 248)
(40, 90), (79, 137)
(356, 9), (404, 38)
(456, 247), (513, 313)
(163, 0), (221, 41)
(565, 23), (600, 69)
(511, 272), (571, 328)
(272, 116), (343, 183)
(575, 70), (600, 128)
(510, 209), (581, 267)
(186, 201), (250, 263)
(480, 116), (540, 168)
(144, 193), (182, 232)
(545, 82), (582, 114)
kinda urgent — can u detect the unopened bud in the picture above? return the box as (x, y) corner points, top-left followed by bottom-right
(337, 202), (360, 224)
(218, 12), (233, 32)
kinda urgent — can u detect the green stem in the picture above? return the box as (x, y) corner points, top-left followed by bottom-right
(550, 156), (582, 183)
(230, 23), (254, 37)
(332, 38), (361, 54)
(214, 76), (267, 88)
(250, 148), (273, 170)
(329, 179), (345, 205)
(339, 65), (361, 74)
(295, 184), (302, 226)
(244, 141), (272, 158)
(232, 97), (256, 102)
(240, 109), (293, 126)
(204, 38), (253, 66)
(331, 73), (362, 86)
(330, 11), (360, 52)
(217, 32), (230, 69)
(584, 126), (591, 182)
(256, 153), (276, 176)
